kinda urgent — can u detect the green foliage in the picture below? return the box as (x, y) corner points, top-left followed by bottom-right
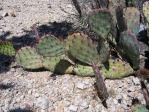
(36, 35), (65, 57)
(0, 41), (15, 56)
(43, 56), (73, 74)
(16, 46), (43, 69)
(66, 33), (101, 65)
(88, 9), (112, 40)
(131, 104), (148, 112)
(143, 1), (149, 23)
(118, 31), (140, 70)
(101, 59), (134, 79)
(123, 7), (140, 35)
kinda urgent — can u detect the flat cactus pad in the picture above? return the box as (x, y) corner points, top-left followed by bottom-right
(88, 9), (112, 39)
(0, 41), (16, 56)
(36, 35), (65, 57)
(16, 46), (43, 69)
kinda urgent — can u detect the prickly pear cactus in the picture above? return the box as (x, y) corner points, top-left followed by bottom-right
(43, 56), (73, 74)
(88, 9), (112, 40)
(74, 64), (94, 77)
(0, 41), (16, 56)
(131, 104), (148, 112)
(118, 31), (140, 70)
(123, 7), (140, 35)
(36, 35), (65, 57)
(98, 40), (109, 63)
(101, 59), (134, 79)
(143, 1), (149, 23)
(66, 33), (102, 65)
(16, 46), (43, 69)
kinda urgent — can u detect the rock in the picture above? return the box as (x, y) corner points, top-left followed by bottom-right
(2, 12), (8, 17)
(40, 99), (49, 110)
(132, 77), (140, 85)
(69, 105), (78, 112)
(0, 16), (3, 20)
(76, 83), (85, 90)
(34, 93), (40, 98)
(80, 100), (89, 109)
(113, 99), (118, 105)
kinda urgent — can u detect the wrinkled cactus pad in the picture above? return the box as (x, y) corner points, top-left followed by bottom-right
(66, 33), (101, 65)
(123, 7), (140, 35)
(88, 9), (112, 39)
(16, 46), (43, 69)
(36, 35), (65, 57)
(101, 58), (134, 79)
(143, 1), (149, 23)
(0, 41), (16, 56)
(43, 56), (73, 74)
(118, 31), (140, 70)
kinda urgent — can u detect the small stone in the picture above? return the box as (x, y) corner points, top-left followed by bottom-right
(2, 12), (8, 17)
(34, 93), (40, 98)
(76, 83), (85, 89)
(113, 99), (118, 105)
(0, 16), (3, 20)
(128, 86), (135, 92)
(80, 100), (89, 109)
(69, 105), (78, 112)
(40, 99), (49, 110)
(132, 77), (140, 85)
(28, 90), (32, 95)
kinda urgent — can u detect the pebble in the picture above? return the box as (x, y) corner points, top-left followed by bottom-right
(40, 99), (49, 110)
(80, 100), (89, 109)
(2, 12), (8, 17)
(0, 16), (3, 20)
(76, 83), (85, 89)
(113, 98), (118, 105)
(132, 77), (140, 85)
(69, 105), (78, 112)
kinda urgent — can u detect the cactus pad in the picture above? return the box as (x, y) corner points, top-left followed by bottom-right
(88, 9), (112, 39)
(36, 35), (65, 57)
(118, 31), (140, 70)
(101, 58), (134, 79)
(66, 33), (101, 65)
(0, 41), (15, 56)
(16, 46), (43, 69)
(74, 64), (94, 77)
(131, 104), (148, 112)
(143, 1), (149, 23)
(43, 56), (73, 74)
(123, 7), (140, 35)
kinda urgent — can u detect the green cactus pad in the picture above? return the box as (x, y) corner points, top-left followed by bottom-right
(101, 59), (134, 79)
(123, 7), (140, 35)
(36, 35), (65, 57)
(143, 1), (149, 23)
(131, 104), (148, 112)
(98, 40), (109, 63)
(118, 31), (140, 70)
(16, 46), (43, 69)
(74, 64), (94, 77)
(88, 9), (112, 40)
(43, 56), (73, 74)
(0, 41), (15, 56)
(66, 33), (101, 65)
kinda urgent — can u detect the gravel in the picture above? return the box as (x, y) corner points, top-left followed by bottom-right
(0, 0), (147, 112)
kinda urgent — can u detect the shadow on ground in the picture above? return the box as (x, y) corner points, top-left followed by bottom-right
(0, 21), (73, 74)
(9, 108), (33, 112)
